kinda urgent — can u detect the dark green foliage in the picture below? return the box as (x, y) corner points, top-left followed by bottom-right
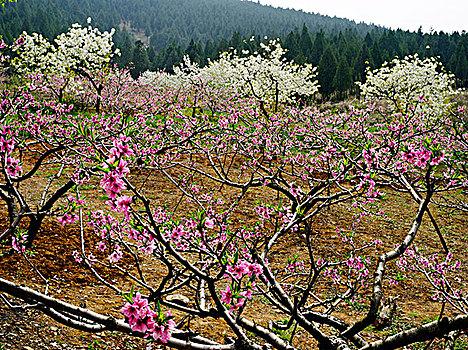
(1, 0), (467, 91)
(311, 31), (325, 66)
(449, 41), (468, 87)
(318, 46), (337, 97)
(334, 55), (353, 99)
(131, 40), (150, 78)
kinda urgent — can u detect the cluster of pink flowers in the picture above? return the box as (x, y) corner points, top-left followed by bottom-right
(88, 210), (120, 238)
(362, 148), (377, 168)
(355, 172), (382, 202)
(57, 196), (85, 226)
(286, 259), (305, 273)
(220, 284), (254, 313)
(397, 248), (462, 284)
(0, 127), (22, 177)
(57, 212), (79, 226)
(5, 156), (22, 177)
(255, 205), (273, 221)
(99, 136), (135, 227)
(0, 132), (15, 153)
(67, 195), (86, 206)
(289, 184), (302, 198)
(109, 135), (134, 160)
(402, 146), (444, 168)
(346, 256), (371, 284)
(106, 195), (133, 220)
(109, 244), (123, 263)
(323, 267), (341, 284)
(226, 260), (263, 280)
(396, 248), (465, 304)
(163, 222), (191, 251)
(12, 233), (27, 253)
(121, 293), (175, 344)
(153, 207), (169, 224)
(100, 136), (133, 200)
(127, 226), (158, 255)
(100, 159), (129, 199)
(277, 206), (299, 232)
(88, 210), (122, 260)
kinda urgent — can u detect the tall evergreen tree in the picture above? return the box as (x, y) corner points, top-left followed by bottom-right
(186, 39), (203, 65)
(284, 30), (301, 62)
(450, 42), (468, 87)
(354, 42), (372, 82)
(318, 46), (337, 97)
(299, 24), (313, 62)
(115, 31), (134, 68)
(311, 30), (325, 66)
(131, 40), (150, 78)
(334, 56), (353, 99)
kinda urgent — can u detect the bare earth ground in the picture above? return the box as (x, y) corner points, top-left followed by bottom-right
(0, 170), (467, 349)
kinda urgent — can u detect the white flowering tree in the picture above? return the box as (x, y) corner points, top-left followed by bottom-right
(144, 40), (319, 113)
(203, 40), (318, 112)
(11, 19), (119, 112)
(358, 54), (457, 117)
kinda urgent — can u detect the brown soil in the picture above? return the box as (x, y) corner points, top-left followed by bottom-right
(0, 168), (466, 349)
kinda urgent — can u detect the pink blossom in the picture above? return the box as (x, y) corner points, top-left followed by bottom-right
(247, 263), (263, 277)
(204, 217), (215, 229)
(109, 245), (123, 263)
(14, 36), (26, 47)
(57, 213), (79, 226)
(131, 315), (154, 333)
(110, 136), (134, 158)
(100, 171), (126, 199)
(5, 157), (22, 177)
(0, 137), (15, 153)
(220, 285), (232, 304)
(240, 289), (252, 299)
(116, 195), (132, 219)
(97, 241), (106, 252)
(152, 318), (175, 344)
(229, 298), (246, 312)
(12, 235), (26, 253)
(115, 158), (130, 176)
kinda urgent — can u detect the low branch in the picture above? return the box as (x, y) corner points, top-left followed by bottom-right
(360, 315), (468, 350)
(0, 277), (235, 350)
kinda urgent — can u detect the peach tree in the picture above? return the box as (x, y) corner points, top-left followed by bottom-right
(0, 45), (466, 350)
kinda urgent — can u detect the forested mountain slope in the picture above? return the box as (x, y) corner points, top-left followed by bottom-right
(0, 0), (377, 47)
(1, 0), (467, 94)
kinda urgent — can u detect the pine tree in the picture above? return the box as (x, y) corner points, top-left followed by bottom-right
(354, 43), (372, 82)
(131, 40), (150, 78)
(115, 31), (134, 68)
(284, 30), (301, 62)
(449, 42), (468, 87)
(311, 30), (325, 66)
(318, 46), (337, 98)
(299, 24), (313, 62)
(186, 39), (203, 65)
(334, 56), (353, 99)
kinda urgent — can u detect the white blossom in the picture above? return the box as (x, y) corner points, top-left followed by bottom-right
(358, 54), (457, 116)
(143, 40), (319, 107)
(12, 22), (118, 79)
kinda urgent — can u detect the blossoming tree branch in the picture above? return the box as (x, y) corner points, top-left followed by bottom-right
(0, 22), (466, 350)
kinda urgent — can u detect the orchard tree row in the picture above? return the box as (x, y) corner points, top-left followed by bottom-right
(144, 26), (468, 98)
(1, 0), (468, 95)
(0, 22), (467, 350)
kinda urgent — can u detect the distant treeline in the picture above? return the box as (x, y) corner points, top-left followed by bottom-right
(1, 0), (467, 96)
